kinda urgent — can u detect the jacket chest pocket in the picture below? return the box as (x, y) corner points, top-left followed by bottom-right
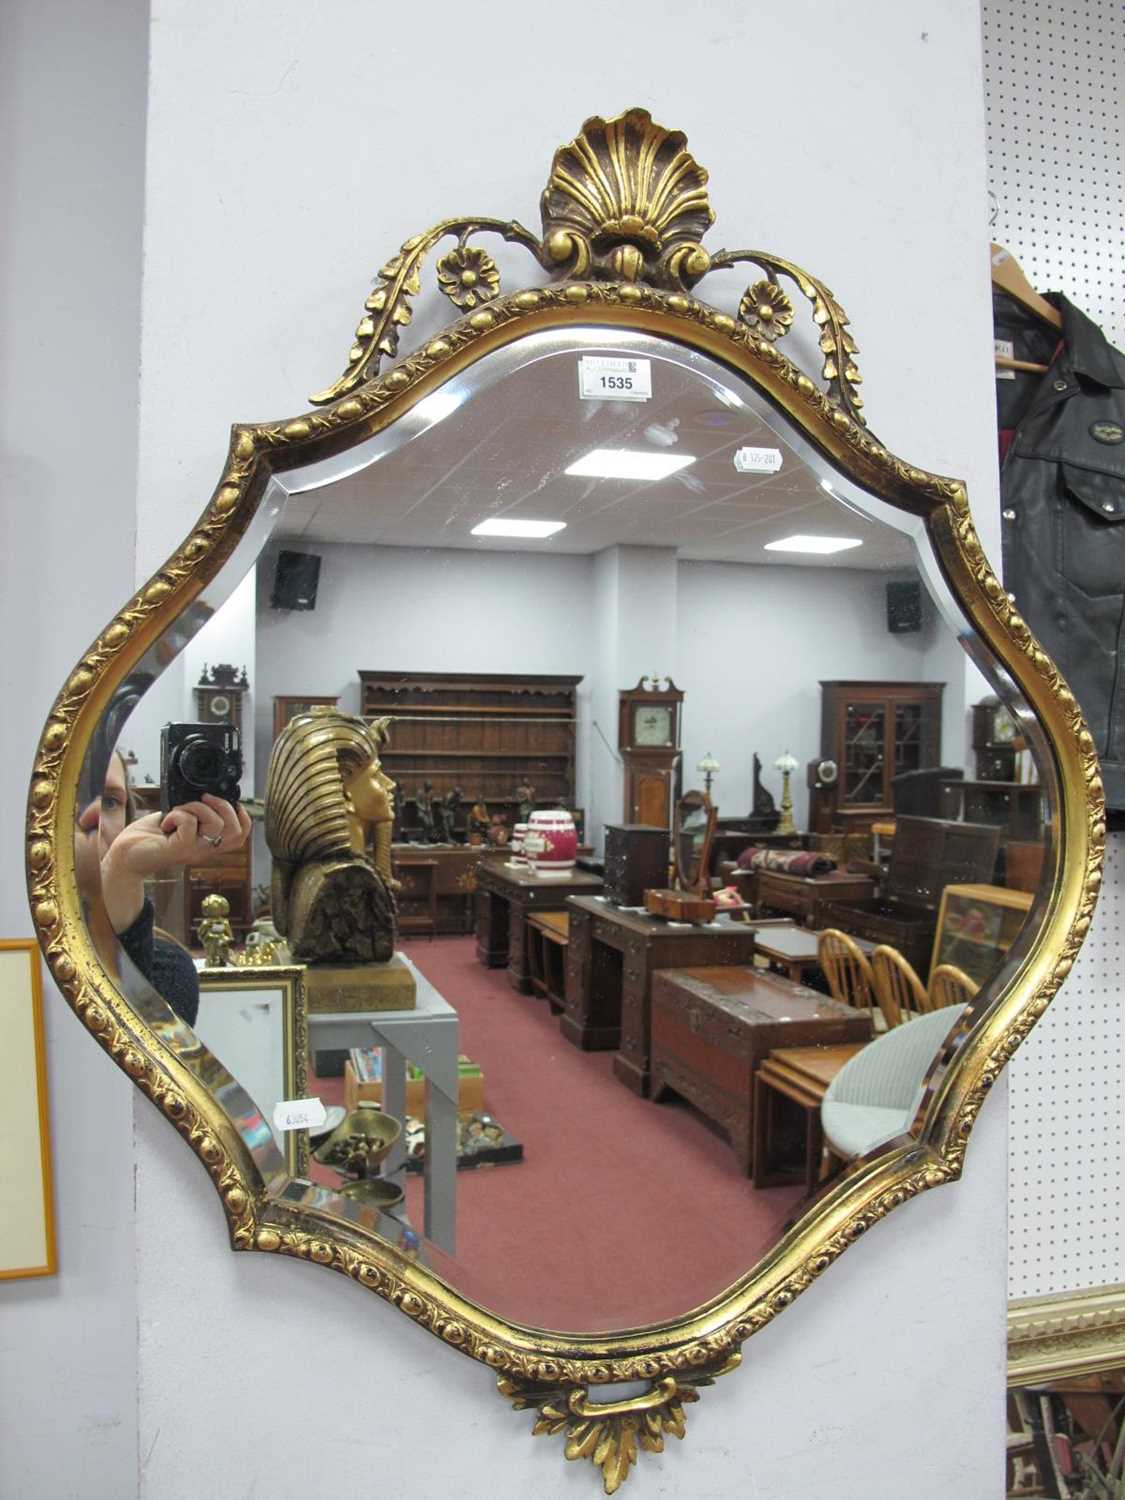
(1058, 462), (1125, 597)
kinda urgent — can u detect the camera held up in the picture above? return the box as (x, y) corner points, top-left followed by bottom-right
(160, 722), (243, 815)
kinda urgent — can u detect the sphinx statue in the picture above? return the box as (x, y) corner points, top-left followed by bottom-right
(266, 708), (414, 1009)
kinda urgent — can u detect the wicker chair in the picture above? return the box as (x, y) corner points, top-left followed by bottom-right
(928, 963), (979, 1010)
(817, 928), (881, 1029)
(870, 944), (929, 1028)
(821, 1003), (968, 1161)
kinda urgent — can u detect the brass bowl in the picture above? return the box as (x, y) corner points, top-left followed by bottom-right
(337, 1178), (405, 1212)
(312, 1101), (402, 1171)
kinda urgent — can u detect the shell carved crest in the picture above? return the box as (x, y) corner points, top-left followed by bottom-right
(540, 108), (714, 289)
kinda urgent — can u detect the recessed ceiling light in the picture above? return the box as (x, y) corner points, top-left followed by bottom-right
(565, 449), (697, 481)
(471, 518), (567, 539)
(764, 534), (863, 555)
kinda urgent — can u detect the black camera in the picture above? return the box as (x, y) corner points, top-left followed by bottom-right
(160, 723), (242, 814)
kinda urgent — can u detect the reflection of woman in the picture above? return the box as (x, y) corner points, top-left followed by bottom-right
(265, 710), (397, 964)
(75, 751), (251, 1026)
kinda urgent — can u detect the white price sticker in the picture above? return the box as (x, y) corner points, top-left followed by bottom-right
(733, 446), (784, 474)
(273, 1097), (327, 1132)
(995, 338), (1015, 380)
(578, 355), (652, 402)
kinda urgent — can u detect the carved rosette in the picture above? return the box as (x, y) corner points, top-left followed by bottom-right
(539, 108), (714, 288)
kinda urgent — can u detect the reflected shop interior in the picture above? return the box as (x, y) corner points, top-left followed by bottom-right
(78, 330), (1052, 1332)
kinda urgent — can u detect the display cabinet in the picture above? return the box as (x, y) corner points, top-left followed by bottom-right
(810, 680), (944, 831)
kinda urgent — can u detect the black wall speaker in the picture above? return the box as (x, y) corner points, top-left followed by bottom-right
(271, 550), (321, 611)
(886, 578), (922, 634)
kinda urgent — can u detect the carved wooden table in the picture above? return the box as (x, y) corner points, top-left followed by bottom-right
(752, 922), (876, 985)
(649, 967), (873, 1173)
(474, 861), (603, 993)
(563, 899), (760, 1097)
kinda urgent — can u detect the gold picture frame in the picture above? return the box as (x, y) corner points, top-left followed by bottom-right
(194, 963), (310, 1179)
(25, 108), (1104, 1492)
(0, 939), (57, 1279)
(1009, 1283), (1125, 1386)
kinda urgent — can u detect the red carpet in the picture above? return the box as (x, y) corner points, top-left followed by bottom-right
(319, 936), (802, 1334)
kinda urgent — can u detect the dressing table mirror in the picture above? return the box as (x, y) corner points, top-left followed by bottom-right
(674, 792), (716, 894)
(27, 109), (1103, 1492)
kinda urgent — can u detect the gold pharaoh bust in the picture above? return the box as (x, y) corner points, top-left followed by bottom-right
(265, 708), (397, 964)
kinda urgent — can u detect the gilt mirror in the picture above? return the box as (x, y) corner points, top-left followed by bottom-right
(673, 792), (715, 894)
(28, 109), (1103, 1493)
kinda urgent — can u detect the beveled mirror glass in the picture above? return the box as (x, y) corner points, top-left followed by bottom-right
(28, 110), (1103, 1492)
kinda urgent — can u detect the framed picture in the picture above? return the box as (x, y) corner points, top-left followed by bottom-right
(272, 695), (339, 741)
(0, 940), (57, 1278)
(194, 965), (310, 1175)
(930, 883), (1034, 986)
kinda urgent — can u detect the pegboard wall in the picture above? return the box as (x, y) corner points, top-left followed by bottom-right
(982, 0), (1125, 1299)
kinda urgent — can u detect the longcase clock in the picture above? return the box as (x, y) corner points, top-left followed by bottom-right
(618, 677), (684, 829)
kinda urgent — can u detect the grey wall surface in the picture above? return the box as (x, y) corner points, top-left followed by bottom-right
(0, 2), (149, 1496)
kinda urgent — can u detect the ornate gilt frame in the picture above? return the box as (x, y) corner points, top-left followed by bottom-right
(1009, 1284), (1125, 1386)
(26, 110), (1104, 1492)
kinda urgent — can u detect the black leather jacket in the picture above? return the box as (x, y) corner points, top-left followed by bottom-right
(996, 290), (1125, 812)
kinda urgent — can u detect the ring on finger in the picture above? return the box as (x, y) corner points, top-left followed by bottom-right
(203, 833), (224, 849)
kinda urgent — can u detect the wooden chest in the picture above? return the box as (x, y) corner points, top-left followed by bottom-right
(649, 966), (873, 1173)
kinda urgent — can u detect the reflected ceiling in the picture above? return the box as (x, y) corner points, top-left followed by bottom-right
(278, 345), (911, 569)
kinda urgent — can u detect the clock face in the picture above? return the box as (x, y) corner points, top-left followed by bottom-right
(993, 708), (1017, 744)
(633, 704), (673, 747)
(208, 694), (231, 720)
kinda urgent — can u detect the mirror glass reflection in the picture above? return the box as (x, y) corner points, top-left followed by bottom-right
(76, 329), (1054, 1332)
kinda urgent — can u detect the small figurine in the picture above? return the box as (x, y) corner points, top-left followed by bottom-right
(436, 786), (463, 844)
(489, 812), (510, 847)
(197, 892), (234, 967)
(414, 782), (436, 843)
(516, 781), (536, 824)
(468, 801), (490, 846)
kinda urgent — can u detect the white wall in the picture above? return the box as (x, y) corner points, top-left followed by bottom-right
(676, 562), (956, 827)
(253, 545), (964, 843)
(0, 1), (1012, 1495)
(0, 2), (148, 1495)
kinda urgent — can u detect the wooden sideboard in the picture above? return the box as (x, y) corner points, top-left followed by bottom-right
(736, 868), (877, 927)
